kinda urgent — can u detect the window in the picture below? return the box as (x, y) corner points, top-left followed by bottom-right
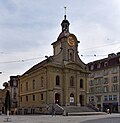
(94, 64), (97, 69)
(91, 65), (94, 70)
(26, 82), (28, 91)
(80, 79), (83, 88)
(89, 96), (94, 102)
(97, 63), (101, 68)
(70, 52), (74, 61)
(32, 80), (35, 89)
(68, 49), (74, 61)
(104, 95), (108, 101)
(112, 84), (118, 92)
(33, 95), (35, 101)
(103, 86), (109, 92)
(97, 96), (101, 102)
(21, 97), (22, 102)
(104, 62), (108, 67)
(95, 78), (102, 85)
(41, 76), (44, 87)
(26, 96), (28, 102)
(113, 95), (117, 101)
(109, 95), (112, 101)
(112, 76), (118, 83)
(91, 96), (94, 101)
(56, 75), (60, 86)
(95, 86), (102, 93)
(70, 76), (74, 87)
(41, 94), (43, 100)
(103, 78), (109, 84)
(103, 70), (109, 76)
(89, 97), (91, 102)
(111, 67), (118, 74)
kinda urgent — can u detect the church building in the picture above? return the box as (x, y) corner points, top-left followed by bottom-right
(18, 13), (89, 114)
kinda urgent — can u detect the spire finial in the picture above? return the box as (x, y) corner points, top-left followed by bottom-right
(64, 6), (67, 20)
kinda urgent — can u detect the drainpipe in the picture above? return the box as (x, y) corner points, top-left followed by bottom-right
(45, 67), (48, 105)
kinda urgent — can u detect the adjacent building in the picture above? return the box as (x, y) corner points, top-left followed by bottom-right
(9, 76), (19, 114)
(87, 53), (120, 112)
(18, 14), (89, 114)
(0, 76), (18, 114)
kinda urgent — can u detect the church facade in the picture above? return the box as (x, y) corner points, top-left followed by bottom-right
(18, 14), (89, 114)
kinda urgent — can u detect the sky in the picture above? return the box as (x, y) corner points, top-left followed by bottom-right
(0, 0), (120, 88)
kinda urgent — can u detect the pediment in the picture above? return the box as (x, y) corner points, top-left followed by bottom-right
(65, 62), (85, 71)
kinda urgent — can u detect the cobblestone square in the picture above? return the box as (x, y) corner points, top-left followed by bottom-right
(0, 113), (120, 123)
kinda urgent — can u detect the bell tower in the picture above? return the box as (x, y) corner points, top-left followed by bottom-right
(52, 8), (81, 64)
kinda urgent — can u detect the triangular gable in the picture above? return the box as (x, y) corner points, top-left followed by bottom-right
(65, 62), (85, 71)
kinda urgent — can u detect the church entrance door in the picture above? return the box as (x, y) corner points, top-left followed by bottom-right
(55, 93), (60, 105)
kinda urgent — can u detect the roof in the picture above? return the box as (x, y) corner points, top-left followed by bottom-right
(22, 59), (48, 76)
(87, 53), (120, 71)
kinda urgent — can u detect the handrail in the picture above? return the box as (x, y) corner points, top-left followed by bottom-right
(55, 103), (64, 111)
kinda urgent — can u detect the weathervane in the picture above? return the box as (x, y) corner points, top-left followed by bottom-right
(64, 6), (67, 15)
(64, 6), (67, 19)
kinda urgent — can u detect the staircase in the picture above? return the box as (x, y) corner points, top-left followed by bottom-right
(47, 104), (106, 116)
(63, 106), (96, 113)
(62, 106), (100, 116)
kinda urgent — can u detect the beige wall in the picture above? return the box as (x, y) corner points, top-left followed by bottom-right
(18, 63), (88, 114)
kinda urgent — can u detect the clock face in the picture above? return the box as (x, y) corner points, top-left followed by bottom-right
(67, 35), (75, 46)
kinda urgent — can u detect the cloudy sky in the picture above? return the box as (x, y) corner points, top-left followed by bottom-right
(0, 0), (120, 88)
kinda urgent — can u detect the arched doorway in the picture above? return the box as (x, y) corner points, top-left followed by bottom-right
(79, 95), (84, 106)
(55, 93), (60, 104)
(70, 93), (75, 106)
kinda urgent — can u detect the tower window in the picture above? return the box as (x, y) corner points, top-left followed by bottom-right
(70, 53), (73, 61)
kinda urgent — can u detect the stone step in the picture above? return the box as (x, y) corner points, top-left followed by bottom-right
(63, 106), (96, 113)
(48, 104), (99, 115)
(68, 112), (107, 116)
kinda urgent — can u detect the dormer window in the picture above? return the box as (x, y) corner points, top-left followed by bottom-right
(104, 62), (108, 67)
(91, 65), (94, 70)
(97, 63), (101, 68)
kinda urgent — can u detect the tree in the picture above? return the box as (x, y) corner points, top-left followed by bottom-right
(5, 90), (11, 114)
